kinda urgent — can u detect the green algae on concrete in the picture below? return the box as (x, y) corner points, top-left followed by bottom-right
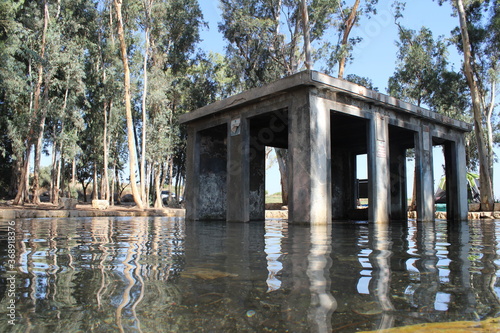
(360, 317), (500, 333)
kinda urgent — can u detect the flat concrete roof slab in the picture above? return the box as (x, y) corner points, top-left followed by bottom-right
(179, 70), (472, 133)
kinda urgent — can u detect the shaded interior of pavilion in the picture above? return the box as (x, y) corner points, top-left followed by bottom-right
(196, 108), (463, 222)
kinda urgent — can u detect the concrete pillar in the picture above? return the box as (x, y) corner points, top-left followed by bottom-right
(249, 125), (266, 220)
(444, 139), (468, 220)
(289, 91), (331, 224)
(368, 115), (390, 223)
(331, 149), (356, 219)
(227, 117), (250, 222)
(184, 126), (198, 220)
(415, 125), (434, 221)
(389, 142), (408, 220)
(197, 125), (228, 220)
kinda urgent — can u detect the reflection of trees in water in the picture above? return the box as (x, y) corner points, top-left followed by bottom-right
(0, 217), (186, 332)
(0, 218), (499, 332)
(469, 220), (500, 316)
(327, 220), (500, 332)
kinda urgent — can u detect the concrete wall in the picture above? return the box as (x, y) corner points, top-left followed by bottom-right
(197, 125), (228, 220)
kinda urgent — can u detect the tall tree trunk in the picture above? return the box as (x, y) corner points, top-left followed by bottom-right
(486, 79), (495, 190)
(102, 100), (109, 201)
(169, 157), (174, 202)
(160, 161), (168, 196)
(409, 168), (417, 211)
(154, 166), (162, 208)
(50, 137), (57, 203)
(13, 151), (31, 205)
(9, 159), (22, 198)
(275, 148), (288, 205)
(31, 0), (50, 205)
(140, 0), (152, 206)
(56, 139), (63, 201)
(13, 56), (34, 204)
(114, 0), (144, 209)
(32, 130), (45, 205)
(301, 0), (312, 70)
(338, 0), (360, 79)
(52, 87), (68, 204)
(71, 155), (76, 198)
(455, 0), (494, 211)
(115, 161), (122, 204)
(82, 181), (88, 202)
(110, 164), (115, 206)
(92, 165), (98, 200)
(58, 154), (64, 199)
(175, 165), (182, 200)
(145, 162), (152, 207)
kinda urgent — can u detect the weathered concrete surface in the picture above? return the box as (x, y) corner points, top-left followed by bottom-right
(180, 70), (472, 224)
(0, 207), (186, 219)
(0, 206), (290, 220)
(194, 125), (228, 220)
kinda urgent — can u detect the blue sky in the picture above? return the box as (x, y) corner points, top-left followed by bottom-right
(197, 0), (499, 198)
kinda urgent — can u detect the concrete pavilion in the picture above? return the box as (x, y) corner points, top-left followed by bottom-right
(179, 70), (471, 224)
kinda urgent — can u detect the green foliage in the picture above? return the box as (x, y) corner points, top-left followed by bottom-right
(141, 0), (205, 190)
(38, 166), (51, 189)
(435, 0), (499, 183)
(220, 0), (343, 86)
(388, 26), (466, 112)
(345, 74), (378, 91)
(319, 0), (379, 76)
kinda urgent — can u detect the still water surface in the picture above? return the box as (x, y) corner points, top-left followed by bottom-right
(0, 217), (499, 332)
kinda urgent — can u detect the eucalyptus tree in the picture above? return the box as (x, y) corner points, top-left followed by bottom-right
(220, 0), (339, 87)
(219, 0), (338, 204)
(95, 0), (127, 203)
(335, 0), (378, 78)
(43, 0), (91, 204)
(139, 0), (153, 204)
(436, 0), (498, 210)
(143, 0), (205, 207)
(388, 27), (441, 107)
(29, 0), (50, 205)
(2, 0), (52, 205)
(0, 0), (28, 197)
(316, 0), (379, 78)
(3, 0), (96, 205)
(387, 23), (471, 210)
(114, 0), (144, 208)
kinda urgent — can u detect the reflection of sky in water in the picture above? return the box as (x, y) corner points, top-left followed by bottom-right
(264, 221), (285, 292)
(0, 217), (499, 332)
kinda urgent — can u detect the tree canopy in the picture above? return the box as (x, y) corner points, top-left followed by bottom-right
(0, 0), (497, 206)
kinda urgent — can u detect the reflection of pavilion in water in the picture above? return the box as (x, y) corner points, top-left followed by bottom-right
(1, 218), (499, 332)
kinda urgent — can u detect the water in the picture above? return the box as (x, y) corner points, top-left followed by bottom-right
(0, 217), (499, 332)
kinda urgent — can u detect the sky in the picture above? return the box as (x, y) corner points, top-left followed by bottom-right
(197, 0), (500, 199)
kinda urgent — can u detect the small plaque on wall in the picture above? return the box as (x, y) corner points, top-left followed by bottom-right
(376, 139), (386, 158)
(231, 118), (241, 136)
